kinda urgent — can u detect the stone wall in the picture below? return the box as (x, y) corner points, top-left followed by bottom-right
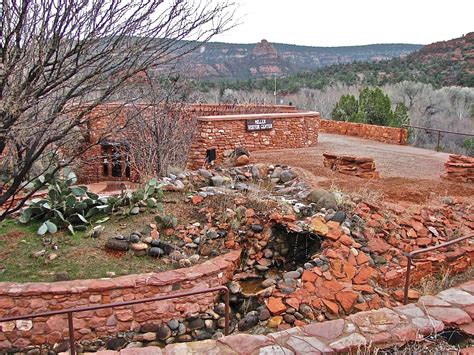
(0, 250), (241, 350)
(75, 104), (300, 183)
(187, 112), (321, 170)
(320, 119), (408, 145)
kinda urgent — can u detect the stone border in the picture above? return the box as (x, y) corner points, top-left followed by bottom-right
(197, 111), (320, 122)
(93, 280), (474, 354)
(0, 250), (241, 349)
(320, 119), (408, 145)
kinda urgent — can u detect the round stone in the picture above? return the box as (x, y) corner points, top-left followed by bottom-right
(251, 224), (264, 233)
(149, 247), (164, 257)
(331, 211), (346, 223)
(106, 237), (129, 251)
(131, 242), (148, 251)
(156, 325), (172, 340)
(167, 319), (179, 330)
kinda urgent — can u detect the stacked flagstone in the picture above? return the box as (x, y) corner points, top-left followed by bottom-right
(442, 154), (474, 183)
(323, 153), (379, 179)
(93, 281), (474, 354)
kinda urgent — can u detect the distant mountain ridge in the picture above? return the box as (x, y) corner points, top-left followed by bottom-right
(180, 39), (422, 79)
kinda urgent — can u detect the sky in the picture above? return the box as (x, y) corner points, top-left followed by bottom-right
(212, 0), (474, 46)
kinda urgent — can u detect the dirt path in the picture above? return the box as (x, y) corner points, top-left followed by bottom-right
(253, 133), (474, 204)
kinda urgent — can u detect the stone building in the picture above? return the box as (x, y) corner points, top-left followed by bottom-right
(76, 104), (321, 183)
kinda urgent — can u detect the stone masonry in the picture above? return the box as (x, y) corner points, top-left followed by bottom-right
(320, 119), (408, 145)
(0, 251), (240, 349)
(90, 280), (474, 354)
(187, 112), (320, 170)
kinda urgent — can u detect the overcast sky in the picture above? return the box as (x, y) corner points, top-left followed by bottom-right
(213, 0), (473, 46)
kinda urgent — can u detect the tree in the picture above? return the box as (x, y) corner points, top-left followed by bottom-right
(358, 87), (392, 126)
(124, 75), (197, 179)
(331, 94), (358, 121)
(0, 0), (235, 219)
(391, 102), (409, 127)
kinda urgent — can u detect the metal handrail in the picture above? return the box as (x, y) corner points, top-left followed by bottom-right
(402, 124), (474, 152)
(403, 234), (473, 304)
(0, 285), (230, 355)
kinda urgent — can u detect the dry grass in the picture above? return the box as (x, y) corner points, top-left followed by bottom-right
(415, 266), (474, 296)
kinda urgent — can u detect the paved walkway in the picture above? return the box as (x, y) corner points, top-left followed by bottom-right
(91, 281), (474, 354)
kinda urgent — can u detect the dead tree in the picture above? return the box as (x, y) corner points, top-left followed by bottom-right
(0, 0), (235, 219)
(124, 75), (197, 179)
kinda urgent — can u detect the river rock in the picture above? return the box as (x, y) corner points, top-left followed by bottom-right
(235, 155), (250, 166)
(283, 314), (296, 324)
(307, 189), (337, 211)
(238, 314), (259, 331)
(188, 318), (204, 330)
(156, 325), (172, 340)
(106, 238), (129, 251)
(198, 169), (212, 178)
(130, 242), (148, 251)
(251, 224), (264, 233)
(149, 247), (164, 257)
(167, 319), (180, 331)
(280, 170), (297, 183)
(331, 211), (346, 223)
(193, 330), (213, 340)
(259, 308), (271, 321)
(106, 337), (127, 350)
(267, 316), (283, 328)
(283, 271), (301, 279)
(211, 176), (225, 187)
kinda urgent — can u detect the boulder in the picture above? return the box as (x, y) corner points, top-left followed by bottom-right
(105, 238), (129, 251)
(235, 155), (250, 166)
(307, 189), (337, 211)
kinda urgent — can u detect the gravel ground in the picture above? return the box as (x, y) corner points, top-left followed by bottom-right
(253, 133), (474, 204)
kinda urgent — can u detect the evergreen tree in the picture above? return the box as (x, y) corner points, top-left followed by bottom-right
(331, 94), (358, 121)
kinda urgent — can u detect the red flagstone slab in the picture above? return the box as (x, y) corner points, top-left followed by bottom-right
(411, 317), (444, 335)
(258, 345), (295, 355)
(349, 308), (402, 334)
(417, 295), (451, 307)
(437, 289), (474, 306)
(426, 307), (472, 326)
(459, 322), (474, 336)
(302, 319), (345, 340)
(218, 334), (274, 355)
(121, 347), (163, 355)
(329, 333), (367, 352)
(393, 304), (425, 318)
(463, 305), (474, 318)
(286, 335), (333, 354)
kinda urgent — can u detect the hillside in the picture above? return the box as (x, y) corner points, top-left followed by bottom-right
(178, 40), (421, 79)
(197, 32), (474, 92)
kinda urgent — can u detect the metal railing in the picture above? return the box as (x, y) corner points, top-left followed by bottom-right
(402, 124), (474, 152)
(0, 286), (230, 355)
(403, 234), (473, 304)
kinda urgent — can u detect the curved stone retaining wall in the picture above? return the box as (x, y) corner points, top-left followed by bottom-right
(320, 119), (408, 145)
(120, 281), (474, 354)
(0, 250), (241, 350)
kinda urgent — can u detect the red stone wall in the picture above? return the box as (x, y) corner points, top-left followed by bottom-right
(187, 112), (321, 170)
(0, 250), (240, 349)
(75, 104), (301, 183)
(320, 119), (408, 145)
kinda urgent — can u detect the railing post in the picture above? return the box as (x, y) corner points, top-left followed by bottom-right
(403, 255), (413, 305)
(67, 312), (76, 355)
(223, 287), (230, 336)
(436, 131), (441, 152)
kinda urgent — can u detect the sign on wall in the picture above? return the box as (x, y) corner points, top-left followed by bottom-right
(246, 118), (273, 131)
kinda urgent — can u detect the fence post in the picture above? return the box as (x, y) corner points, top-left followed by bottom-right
(67, 311), (76, 355)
